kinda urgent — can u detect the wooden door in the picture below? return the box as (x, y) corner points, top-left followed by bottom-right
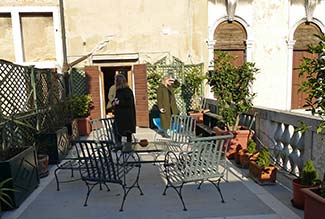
(291, 51), (314, 109)
(133, 64), (149, 127)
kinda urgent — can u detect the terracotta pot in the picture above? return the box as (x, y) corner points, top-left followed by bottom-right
(302, 188), (325, 219)
(76, 117), (91, 136)
(188, 112), (204, 123)
(238, 150), (259, 168)
(214, 126), (253, 159)
(292, 178), (319, 209)
(248, 160), (277, 184)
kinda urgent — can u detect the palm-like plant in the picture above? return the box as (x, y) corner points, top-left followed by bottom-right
(0, 178), (15, 214)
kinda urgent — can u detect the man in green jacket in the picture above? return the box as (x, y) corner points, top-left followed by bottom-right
(157, 74), (179, 137)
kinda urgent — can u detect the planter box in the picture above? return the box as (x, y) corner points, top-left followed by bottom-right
(237, 149), (259, 168)
(302, 188), (325, 219)
(0, 146), (39, 210)
(36, 127), (69, 164)
(248, 161), (277, 185)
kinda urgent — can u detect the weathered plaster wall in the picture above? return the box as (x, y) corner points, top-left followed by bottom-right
(251, 0), (289, 110)
(0, 0), (60, 65)
(64, 0), (208, 67)
(0, 14), (15, 61)
(21, 13), (56, 61)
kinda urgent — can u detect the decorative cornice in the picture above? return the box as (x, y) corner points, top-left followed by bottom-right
(305, 0), (318, 22)
(226, 0), (237, 22)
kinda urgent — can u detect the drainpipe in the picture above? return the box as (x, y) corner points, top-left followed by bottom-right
(59, 0), (69, 95)
(59, 0), (68, 71)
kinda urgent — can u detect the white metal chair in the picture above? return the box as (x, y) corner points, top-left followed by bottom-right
(155, 114), (197, 152)
(163, 134), (233, 211)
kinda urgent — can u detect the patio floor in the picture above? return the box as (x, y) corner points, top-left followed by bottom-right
(3, 128), (304, 219)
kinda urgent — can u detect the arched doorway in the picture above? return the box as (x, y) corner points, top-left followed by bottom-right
(214, 21), (247, 67)
(291, 23), (322, 109)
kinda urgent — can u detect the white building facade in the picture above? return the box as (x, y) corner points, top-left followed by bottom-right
(208, 0), (325, 111)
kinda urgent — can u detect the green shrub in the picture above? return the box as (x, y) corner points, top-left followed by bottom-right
(301, 160), (319, 186)
(246, 139), (257, 154)
(71, 95), (92, 118)
(256, 148), (270, 168)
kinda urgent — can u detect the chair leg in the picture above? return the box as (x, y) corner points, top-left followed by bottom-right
(83, 182), (97, 206)
(54, 167), (60, 191)
(163, 181), (187, 211)
(119, 186), (127, 212)
(208, 179), (225, 203)
(197, 180), (204, 190)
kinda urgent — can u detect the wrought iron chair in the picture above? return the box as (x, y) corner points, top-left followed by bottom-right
(155, 114), (197, 152)
(89, 118), (117, 144)
(72, 140), (143, 211)
(163, 134), (233, 211)
(54, 118), (117, 191)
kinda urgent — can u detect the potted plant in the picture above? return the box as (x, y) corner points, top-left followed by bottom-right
(248, 148), (277, 185)
(237, 138), (259, 168)
(302, 173), (325, 219)
(0, 121), (39, 210)
(207, 51), (258, 158)
(291, 160), (319, 209)
(71, 95), (92, 136)
(36, 102), (70, 165)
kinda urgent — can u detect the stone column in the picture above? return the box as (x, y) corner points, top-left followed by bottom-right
(286, 40), (296, 111)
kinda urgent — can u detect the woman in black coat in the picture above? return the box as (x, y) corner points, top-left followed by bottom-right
(112, 74), (136, 142)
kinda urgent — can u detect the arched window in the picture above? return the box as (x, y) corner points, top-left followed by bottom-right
(291, 22), (322, 109)
(214, 21), (247, 67)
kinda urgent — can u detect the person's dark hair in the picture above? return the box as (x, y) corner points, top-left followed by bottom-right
(115, 74), (128, 89)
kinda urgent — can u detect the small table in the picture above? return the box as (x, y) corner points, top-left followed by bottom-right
(121, 141), (168, 164)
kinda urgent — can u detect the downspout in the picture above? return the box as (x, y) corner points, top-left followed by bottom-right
(59, 0), (69, 96)
(59, 0), (68, 71)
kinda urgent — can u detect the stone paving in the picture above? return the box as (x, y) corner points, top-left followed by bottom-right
(2, 128), (304, 219)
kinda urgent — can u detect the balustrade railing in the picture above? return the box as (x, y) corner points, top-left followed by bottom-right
(202, 98), (325, 178)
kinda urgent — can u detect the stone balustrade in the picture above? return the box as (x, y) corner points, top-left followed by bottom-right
(203, 98), (325, 178)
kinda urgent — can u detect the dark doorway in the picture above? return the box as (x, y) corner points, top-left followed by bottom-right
(101, 66), (132, 113)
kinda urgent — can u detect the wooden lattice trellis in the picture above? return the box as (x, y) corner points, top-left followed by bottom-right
(0, 60), (69, 150)
(70, 67), (87, 95)
(147, 56), (204, 115)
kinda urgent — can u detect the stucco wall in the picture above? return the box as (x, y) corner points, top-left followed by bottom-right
(64, 0), (208, 67)
(251, 1), (289, 110)
(0, 14), (15, 61)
